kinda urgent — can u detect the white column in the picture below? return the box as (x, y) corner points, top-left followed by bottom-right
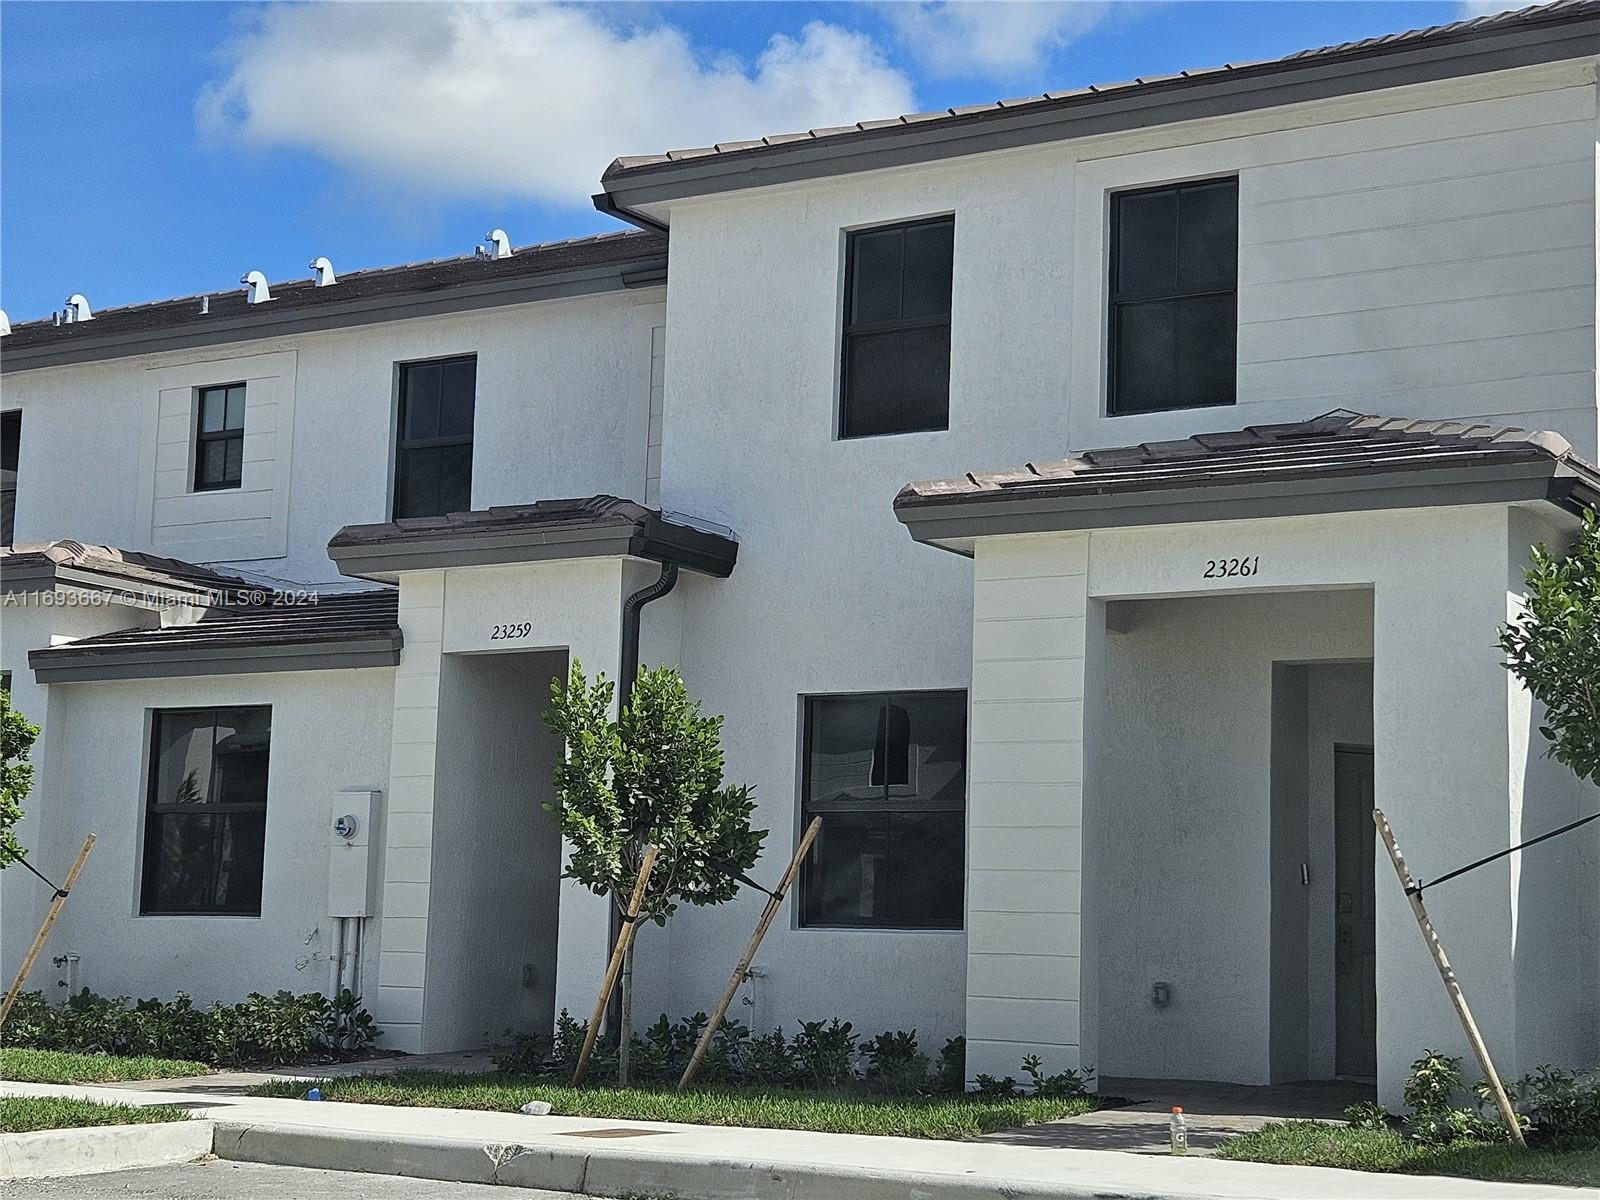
(965, 532), (1091, 1086)
(1371, 508), (1518, 1106)
(372, 570), (445, 1054)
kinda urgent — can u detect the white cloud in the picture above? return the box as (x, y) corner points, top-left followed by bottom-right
(1456, 0), (1525, 14)
(198, 3), (917, 208)
(883, 1), (1111, 79)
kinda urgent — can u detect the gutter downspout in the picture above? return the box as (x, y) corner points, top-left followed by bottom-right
(618, 560), (679, 710)
(609, 559), (680, 1043)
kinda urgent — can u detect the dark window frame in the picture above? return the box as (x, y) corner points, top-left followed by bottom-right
(1107, 175), (1239, 417)
(838, 215), (955, 440)
(392, 354), (477, 519)
(140, 706), (271, 917)
(798, 689), (967, 931)
(193, 383), (246, 492)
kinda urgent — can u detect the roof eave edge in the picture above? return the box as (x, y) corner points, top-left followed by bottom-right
(601, 20), (1595, 208)
(895, 460), (1577, 548)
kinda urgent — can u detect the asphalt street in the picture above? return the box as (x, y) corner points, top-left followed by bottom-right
(0, 1160), (596, 1198)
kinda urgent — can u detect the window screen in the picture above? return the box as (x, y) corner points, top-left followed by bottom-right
(800, 691), (966, 928)
(840, 218), (954, 438)
(394, 356), (476, 518)
(1108, 177), (1238, 415)
(141, 707), (271, 916)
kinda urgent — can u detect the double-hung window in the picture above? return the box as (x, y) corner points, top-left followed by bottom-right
(800, 691), (966, 929)
(194, 384), (245, 491)
(394, 356), (476, 519)
(839, 217), (954, 438)
(1108, 177), (1238, 415)
(141, 707), (271, 916)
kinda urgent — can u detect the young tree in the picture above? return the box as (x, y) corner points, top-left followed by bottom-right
(545, 662), (766, 1084)
(1501, 510), (1600, 785)
(0, 688), (39, 868)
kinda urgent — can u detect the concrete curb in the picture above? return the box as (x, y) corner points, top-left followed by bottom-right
(0, 1119), (215, 1180)
(211, 1121), (1196, 1199)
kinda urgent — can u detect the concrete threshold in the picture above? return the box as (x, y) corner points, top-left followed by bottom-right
(0, 1080), (1575, 1200)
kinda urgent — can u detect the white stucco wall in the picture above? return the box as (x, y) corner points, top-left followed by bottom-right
(1093, 591), (1372, 1084)
(646, 61), (1597, 1060)
(0, 594), (160, 985)
(962, 503), (1598, 1102)
(4, 288), (665, 584)
(3, 666), (394, 1004)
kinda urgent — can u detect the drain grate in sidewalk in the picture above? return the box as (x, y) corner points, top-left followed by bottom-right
(559, 1127), (671, 1138)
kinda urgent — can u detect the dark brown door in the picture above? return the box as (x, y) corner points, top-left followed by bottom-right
(1334, 747), (1377, 1078)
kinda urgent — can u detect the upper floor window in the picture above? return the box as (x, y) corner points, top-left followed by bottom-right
(840, 217), (953, 439)
(1108, 177), (1238, 416)
(194, 384), (245, 491)
(394, 356), (475, 519)
(141, 706), (271, 916)
(1, 409), (19, 546)
(800, 690), (966, 929)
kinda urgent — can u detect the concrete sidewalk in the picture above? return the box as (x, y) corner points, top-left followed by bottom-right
(0, 1080), (1575, 1200)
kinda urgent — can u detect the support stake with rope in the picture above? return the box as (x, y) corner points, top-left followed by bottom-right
(0, 834), (95, 1027)
(678, 816), (822, 1091)
(1373, 810), (1524, 1148)
(572, 844), (658, 1086)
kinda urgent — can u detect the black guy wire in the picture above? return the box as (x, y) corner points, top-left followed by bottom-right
(13, 854), (67, 898)
(1409, 810), (1600, 896)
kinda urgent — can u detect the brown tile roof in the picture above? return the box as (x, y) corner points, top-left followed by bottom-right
(28, 589), (401, 682)
(603, 0), (1597, 184)
(1, 540), (255, 601)
(329, 495), (739, 579)
(3, 230), (666, 356)
(895, 413), (1600, 513)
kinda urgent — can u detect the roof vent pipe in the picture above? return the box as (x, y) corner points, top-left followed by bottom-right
(63, 294), (93, 322)
(310, 257), (337, 287)
(0, 310), (9, 336)
(241, 271), (273, 304)
(483, 229), (513, 260)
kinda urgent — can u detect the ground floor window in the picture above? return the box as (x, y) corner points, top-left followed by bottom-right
(799, 690), (966, 929)
(141, 707), (271, 916)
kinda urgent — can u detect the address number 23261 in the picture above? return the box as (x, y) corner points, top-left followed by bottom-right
(1203, 555), (1261, 580)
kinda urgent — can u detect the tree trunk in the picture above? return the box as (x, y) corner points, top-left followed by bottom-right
(618, 939), (635, 1086)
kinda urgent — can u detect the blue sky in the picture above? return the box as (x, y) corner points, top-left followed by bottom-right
(2, 1), (1498, 321)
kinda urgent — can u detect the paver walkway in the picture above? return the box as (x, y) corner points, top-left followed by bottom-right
(986, 1076), (1373, 1154)
(116, 1048), (497, 1095)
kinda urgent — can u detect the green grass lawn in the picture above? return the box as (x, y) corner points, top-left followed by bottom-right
(248, 1070), (1097, 1139)
(1217, 1120), (1600, 1188)
(0, 1048), (211, 1084)
(0, 1096), (190, 1134)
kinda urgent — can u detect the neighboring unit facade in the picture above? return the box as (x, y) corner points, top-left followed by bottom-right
(2, 1), (1597, 1103)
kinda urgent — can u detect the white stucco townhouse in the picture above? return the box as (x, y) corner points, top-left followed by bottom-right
(2, 1), (1598, 1105)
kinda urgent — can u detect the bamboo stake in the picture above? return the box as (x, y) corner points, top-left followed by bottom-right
(572, 844), (658, 1086)
(678, 816), (823, 1091)
(1373, 809), (1525, 1148)
(0, 835), (95, 1028)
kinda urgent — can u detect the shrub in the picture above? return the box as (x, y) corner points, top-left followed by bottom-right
(790, 1018), (856, 1088)
(1502, 1065), (1600, 1143)
(2, 988), (380, 1067)
(936, 1036), (966, 1092)
(861, 1030), (931, 1094)
(493, 1012), (1071, 1100)
(1021, 1054), (1093, 1098)
(1403, 1050), (1512, 1145)
(1344, 1100), (1392, 1131)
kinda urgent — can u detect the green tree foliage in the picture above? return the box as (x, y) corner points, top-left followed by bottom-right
(1501, 511), (1600, 785)
(0, 687), (40, 868)
(544, 662), (767, 925)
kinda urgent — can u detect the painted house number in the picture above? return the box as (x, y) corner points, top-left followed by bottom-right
(1203, 555), (1261, 579)
(490, 621), (533, 641)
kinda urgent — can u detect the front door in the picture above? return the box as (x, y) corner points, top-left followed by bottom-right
(1334, 746), (1377, 1078)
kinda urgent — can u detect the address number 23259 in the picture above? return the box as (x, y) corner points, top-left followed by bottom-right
(1203, 555), (1261, 579)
